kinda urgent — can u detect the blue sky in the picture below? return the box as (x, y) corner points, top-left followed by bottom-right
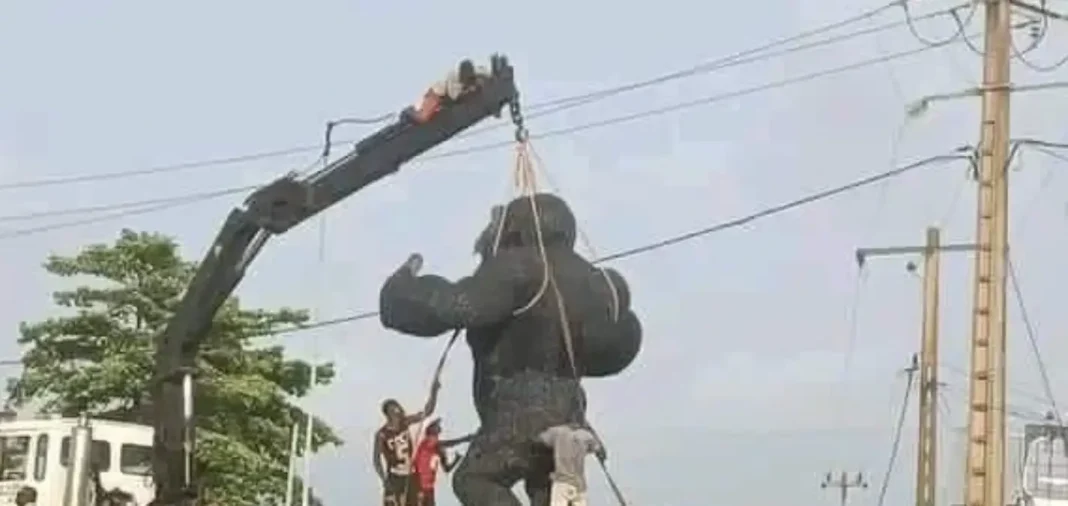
(4, 0), (1068, 505)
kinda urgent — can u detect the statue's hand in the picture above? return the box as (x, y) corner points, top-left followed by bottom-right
(400, 253), (423, 275)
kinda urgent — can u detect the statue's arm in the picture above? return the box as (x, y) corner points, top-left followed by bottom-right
(580, 267), (643, 377)
(379, 251), (531, 337)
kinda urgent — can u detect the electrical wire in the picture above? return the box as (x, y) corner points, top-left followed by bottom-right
(232, 152), (968, 338)
(1008, 255), (1065, 427)
(828, 267), (871, 433)
(468, 1), (964, 131)
(0, 2), (969, 193)
(519, 0), (901, 115)
(0, 151), (975, 373)
(876, 361), (917, 506)
(1030, 144), (1068, 164)
(824, 28), (915, 434)
(0, 184), (259, 223)
(941, 361), (1057, 406)
(1010, 0), (1068, 72)
(903, 0), (978, 48)
(593, 153), (969, 263)
(0, 42), (972, 239)
(939, 380), (1056, 421)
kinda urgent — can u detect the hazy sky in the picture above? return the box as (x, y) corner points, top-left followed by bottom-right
(4, 0), (1068, 505)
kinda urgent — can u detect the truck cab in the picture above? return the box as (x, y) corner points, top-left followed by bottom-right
(0, 417), (153, 506)
(1019, 421), (1068, 506)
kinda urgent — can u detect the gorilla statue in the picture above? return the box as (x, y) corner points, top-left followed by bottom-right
(378, 192), (642, 506)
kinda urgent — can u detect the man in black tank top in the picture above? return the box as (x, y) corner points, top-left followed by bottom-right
(373, 381), (441, 506)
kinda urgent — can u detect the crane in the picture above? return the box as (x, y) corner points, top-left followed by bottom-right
(147, 54), (520, 506)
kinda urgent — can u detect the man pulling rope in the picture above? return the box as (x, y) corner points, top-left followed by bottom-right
(536, 423), (607, 506)
(373, 381), (441, 506)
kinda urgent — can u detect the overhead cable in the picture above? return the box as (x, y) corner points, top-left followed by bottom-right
(0, 2), (968, 192)
(0, 41), (974, 237)
(1008, 255), (1065, 427)
(246, 152), (969, 338)
(1009, 0), (1068, 72)
(902, 0), (978, 48)
(471, 1), (965, 127)
(875, 360), (917, 506)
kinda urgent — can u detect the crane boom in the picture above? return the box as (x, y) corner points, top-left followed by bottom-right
(149, 54), (519, 506)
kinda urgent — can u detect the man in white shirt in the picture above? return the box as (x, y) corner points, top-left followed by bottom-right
(536, 423), (606, 506)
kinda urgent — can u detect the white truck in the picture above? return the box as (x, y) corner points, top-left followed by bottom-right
(0, 415), (152, 506)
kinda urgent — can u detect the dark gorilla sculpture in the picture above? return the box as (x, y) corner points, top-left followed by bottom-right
(378, 193), (642, 506)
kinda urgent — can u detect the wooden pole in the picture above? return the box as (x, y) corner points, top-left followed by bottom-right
(963, 0), (1013, 505)
(915, 227), (941, 506)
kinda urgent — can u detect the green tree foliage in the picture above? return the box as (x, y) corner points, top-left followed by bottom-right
(8, 229), (341, 505)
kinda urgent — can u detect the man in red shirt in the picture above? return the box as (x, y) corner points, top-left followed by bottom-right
(413, 419), (473, 506)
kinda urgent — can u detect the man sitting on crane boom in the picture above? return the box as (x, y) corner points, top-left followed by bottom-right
(403, 59), (492, 124)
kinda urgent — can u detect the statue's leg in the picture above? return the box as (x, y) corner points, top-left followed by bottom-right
(523, 444), (553, 506)
(523, 473), (551, 506)
(452, 434), (522, 506)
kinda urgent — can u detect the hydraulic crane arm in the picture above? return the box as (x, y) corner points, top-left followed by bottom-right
(150, 54), (518, 506)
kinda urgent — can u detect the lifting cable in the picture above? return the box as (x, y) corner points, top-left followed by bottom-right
(493, 137), (629, 505)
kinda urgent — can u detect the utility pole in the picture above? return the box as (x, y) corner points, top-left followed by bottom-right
(916, 227), (942, 506)
(964, 0), (1013, 505)
(821, 471), (868, 506)
(855, 229), (975, 506)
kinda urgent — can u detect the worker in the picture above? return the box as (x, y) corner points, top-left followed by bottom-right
(536, 423), (607, 506)
(373, 380), (441, 506)
(412, 418), (474, 506)
(403, 59), (489, 124)
(14, 486), (35, 506)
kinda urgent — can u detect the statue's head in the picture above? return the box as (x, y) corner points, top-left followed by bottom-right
(473, 193), (576, 259)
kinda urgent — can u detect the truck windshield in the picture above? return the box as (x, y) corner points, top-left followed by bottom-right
(0, 436), (30, 481)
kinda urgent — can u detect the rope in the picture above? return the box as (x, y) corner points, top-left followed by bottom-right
(402, 328), (463, 505)
(499, 140), (629, 505)
(496, 144), (622, 322)
(494, 144), (551, 315)
(525, 144), (621, 322)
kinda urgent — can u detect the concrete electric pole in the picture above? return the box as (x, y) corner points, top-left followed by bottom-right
(963, 1), (1013, 506)
(855, 228), (976, 506)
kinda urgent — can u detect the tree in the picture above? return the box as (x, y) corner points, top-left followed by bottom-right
(8, 229), (341, 506)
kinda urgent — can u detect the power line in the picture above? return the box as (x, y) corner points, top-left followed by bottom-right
(0, 185), (259, 223)
(248, 151), (969, 338)
(0, 156), (331, 225)
(876, 359), (917, 506)
(0, 151), (970, 372)
(468, 2), (963, 130)
(940, 362), (1052, 405)
(902, 0), (978, 48)
(520, 0), (901, 115)
(0, 2), (966, 192)
(0, 145), (320, 191)
(0, 42), (971, 238)
(1007, 256), (1064, 425)
(593, 153), (969, 263)
(939, 379), (1059, 421)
